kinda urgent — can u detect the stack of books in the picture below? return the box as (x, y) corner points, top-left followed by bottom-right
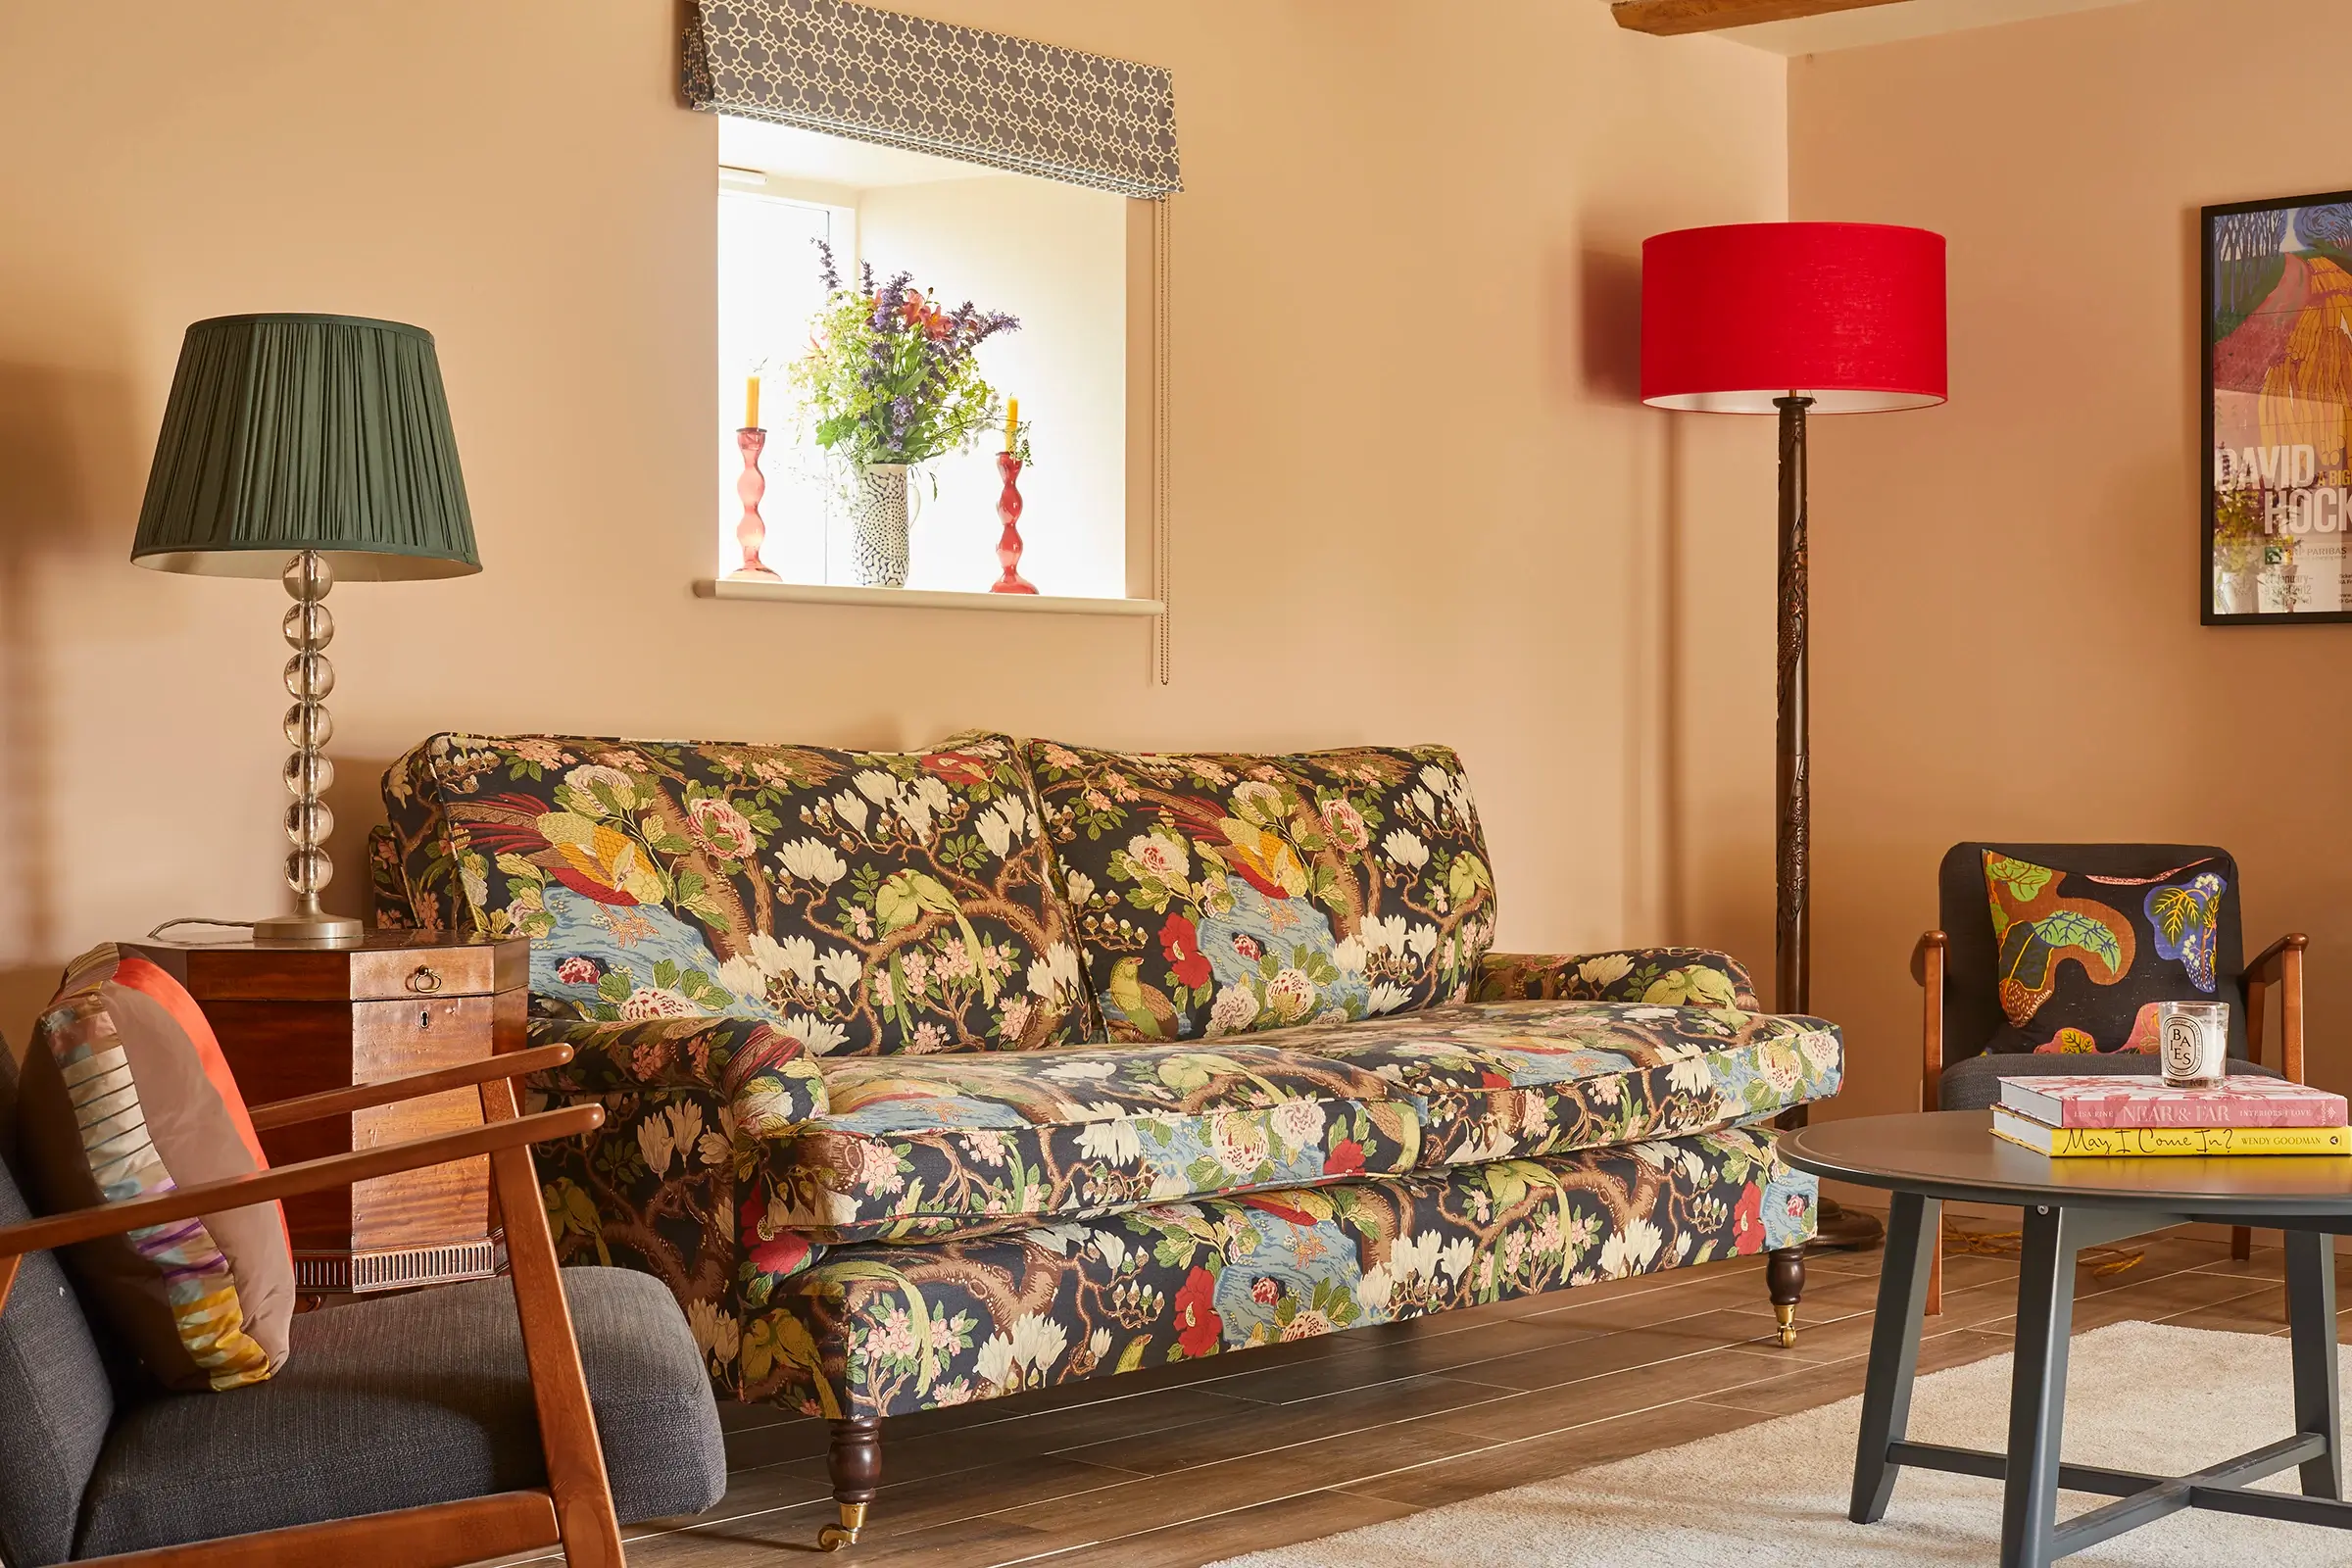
(1991, 1074), (2352, 1156)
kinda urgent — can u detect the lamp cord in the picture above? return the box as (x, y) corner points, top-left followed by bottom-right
(146, 917), (259, 938)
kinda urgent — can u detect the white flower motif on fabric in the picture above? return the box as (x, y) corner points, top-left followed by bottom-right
(816, 949), (863, 993)
(1382, 830), (1429, 869)
(1026, 942), (1081, 1002)
(829, 788), (870, 839)
(1577, 953), (1636, 989)
(784, 1012), (851, 1054)
(1074, 1115), (1142, 1165)
(775, 838), (847, 885)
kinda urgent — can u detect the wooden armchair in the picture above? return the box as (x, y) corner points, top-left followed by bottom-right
(0, 1043), (725, 1567)
(1912, 842), (2308, 1314)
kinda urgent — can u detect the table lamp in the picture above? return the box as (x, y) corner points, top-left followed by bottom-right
(1642, 222), (1946, 1248)
(132, 314), (480, 947)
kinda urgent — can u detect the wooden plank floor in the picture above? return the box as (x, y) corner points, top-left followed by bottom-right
(533, 1226), (2324, 1567)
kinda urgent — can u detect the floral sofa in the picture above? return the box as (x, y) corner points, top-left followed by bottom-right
(369, 731), (1842, 1549)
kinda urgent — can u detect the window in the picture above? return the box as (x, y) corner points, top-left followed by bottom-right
(717, 175), (851, 586)
(713, 117), (1131, 601)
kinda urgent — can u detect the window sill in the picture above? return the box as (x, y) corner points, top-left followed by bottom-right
(694, 578), (1164, 615)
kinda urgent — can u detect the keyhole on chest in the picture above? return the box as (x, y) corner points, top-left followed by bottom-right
(418, 1007), (432, 1030)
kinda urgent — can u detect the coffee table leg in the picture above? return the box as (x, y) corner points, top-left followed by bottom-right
(1850, 1189), (1940, 1524)
(2286, 1228), (2342, 1500)
(2001, 1204), (2082, 1568)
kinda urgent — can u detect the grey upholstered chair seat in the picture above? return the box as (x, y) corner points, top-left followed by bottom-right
(1937, 1050), (2283, 1112)
(72, 1269), (724, 1560)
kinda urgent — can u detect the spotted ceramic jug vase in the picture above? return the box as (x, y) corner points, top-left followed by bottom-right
(850, 464), (916, 588)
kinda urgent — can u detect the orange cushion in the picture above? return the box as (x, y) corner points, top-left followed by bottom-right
(13, 944), (294, 1391)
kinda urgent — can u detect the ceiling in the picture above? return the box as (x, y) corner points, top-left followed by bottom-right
(1620, 0), (2148, 54)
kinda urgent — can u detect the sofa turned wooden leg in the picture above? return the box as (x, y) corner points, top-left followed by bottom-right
(820, 1417), (882, 1550)
(1767, 1247), (1806, 1348)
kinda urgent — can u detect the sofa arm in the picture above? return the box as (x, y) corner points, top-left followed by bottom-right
(1475, 948), (1762, 1010)
(368, 823), (419, 930)
(525, 1015), (827, 1126)
(522, 1017), (829, 1396)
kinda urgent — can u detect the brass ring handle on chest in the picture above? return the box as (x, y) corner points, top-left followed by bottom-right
(407, 965), (444, 995)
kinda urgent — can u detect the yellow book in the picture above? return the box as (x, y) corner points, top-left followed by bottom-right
(1991, 1106), (2352, 1157)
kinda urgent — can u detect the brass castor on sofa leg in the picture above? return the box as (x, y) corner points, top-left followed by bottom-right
(818, 1502), (866, 1551)
(821, 1416), (881, 1550)
(1767, 1246), (1805, 1349)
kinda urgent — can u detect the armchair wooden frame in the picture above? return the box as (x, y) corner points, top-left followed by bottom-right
(1912, 929), (2309, 1315)
(0, 1043), (630, 1568)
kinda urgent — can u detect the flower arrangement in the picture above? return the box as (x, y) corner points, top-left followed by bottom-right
(790, 240), (1020, 470)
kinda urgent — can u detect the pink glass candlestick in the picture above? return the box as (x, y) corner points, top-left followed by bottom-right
(990, 451), (1037, 594)
(729, 427), (780, 580)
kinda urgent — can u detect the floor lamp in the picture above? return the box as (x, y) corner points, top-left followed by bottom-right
(1640, 222), (1947, 1250)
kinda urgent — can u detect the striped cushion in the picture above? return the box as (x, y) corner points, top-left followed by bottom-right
(12, 945), (294, 1392)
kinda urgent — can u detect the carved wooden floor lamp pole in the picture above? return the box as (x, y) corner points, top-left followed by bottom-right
(1641, 222), (1948, 1250)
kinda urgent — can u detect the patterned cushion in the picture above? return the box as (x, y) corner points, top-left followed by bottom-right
(1981, 849), (2238, 1054)
(1271, 1000), (1843, 1166)
(731, 1124), (1814, 1416)
(1024, 741), (1497, 1043)
(13, 947), (295, 1393)
(763, 1043), (1423, 1244)
(380, 732), (1092, 1054)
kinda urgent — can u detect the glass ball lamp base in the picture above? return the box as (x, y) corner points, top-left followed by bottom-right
(259, 551), (364, 949)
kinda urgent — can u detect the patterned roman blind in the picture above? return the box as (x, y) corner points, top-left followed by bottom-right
(682, 0), (1183, 200)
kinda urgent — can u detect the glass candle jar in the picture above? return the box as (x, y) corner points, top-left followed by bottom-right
(2157, 1001), (2230, 1088)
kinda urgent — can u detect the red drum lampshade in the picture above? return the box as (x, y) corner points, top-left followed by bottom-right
(1641, 222), (1947, 414)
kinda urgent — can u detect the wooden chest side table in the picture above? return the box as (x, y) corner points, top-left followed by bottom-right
(127, 930), (531, 1294)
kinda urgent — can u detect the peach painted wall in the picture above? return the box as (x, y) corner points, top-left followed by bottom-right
(1791, 0), (2352, 1116)
(0, 1), (1789, 1051)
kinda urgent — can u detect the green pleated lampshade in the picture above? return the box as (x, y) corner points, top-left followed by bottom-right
(132, 314), (480, 579)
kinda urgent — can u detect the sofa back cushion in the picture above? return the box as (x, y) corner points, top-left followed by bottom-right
(1025, 741), (1497, 1041)
(379, 732), (1092, 1055)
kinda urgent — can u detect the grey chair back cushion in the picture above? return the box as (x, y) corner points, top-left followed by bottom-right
(0, 1044), (117, 1568)
(77, 1266), (724, 1557)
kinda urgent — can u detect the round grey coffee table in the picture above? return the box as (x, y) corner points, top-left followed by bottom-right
(1782, 1109), (2352, 1568)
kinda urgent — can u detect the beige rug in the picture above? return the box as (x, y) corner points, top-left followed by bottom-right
(1210, 1321), (2352, 1566)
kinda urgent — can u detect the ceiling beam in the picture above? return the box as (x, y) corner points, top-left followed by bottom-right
(1611, 0), (1913, 35)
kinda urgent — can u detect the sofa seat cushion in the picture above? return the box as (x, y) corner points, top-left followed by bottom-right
(1266, 1000), (1843, 1166)
(74, 1268), (723, 1558)
(731, 1124), (1815, 1418)
(761, 1044), (1424, 1244)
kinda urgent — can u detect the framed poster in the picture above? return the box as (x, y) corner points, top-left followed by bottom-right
(2205, 189), (2352, 623)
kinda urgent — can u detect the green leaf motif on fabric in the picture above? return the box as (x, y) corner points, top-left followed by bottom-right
(2032, 908), (2124, 974)
(2148, 885), (2197, 948)
(1986, 856), (2056, 904)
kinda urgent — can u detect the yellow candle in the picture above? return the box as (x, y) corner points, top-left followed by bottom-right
(744, 374), (760, 430)
(1004, 396), (1019, 450)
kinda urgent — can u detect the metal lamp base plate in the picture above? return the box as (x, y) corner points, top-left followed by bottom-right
(252, 911), (366, 948)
